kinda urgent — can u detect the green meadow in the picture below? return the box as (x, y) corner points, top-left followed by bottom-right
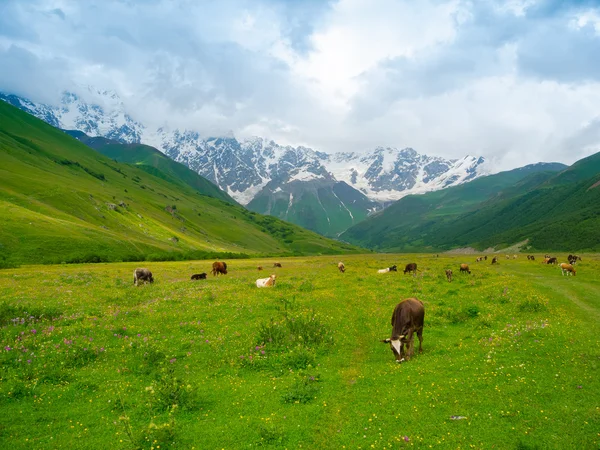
(0, 254), (598, 449)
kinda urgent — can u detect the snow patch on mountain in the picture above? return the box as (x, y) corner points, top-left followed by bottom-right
(1, 90), (492, 206)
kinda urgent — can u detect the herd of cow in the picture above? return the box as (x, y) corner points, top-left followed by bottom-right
(132, 252), (582, 363)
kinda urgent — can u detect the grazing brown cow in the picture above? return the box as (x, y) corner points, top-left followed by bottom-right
(191, 273), (207, 280)
(459, 264), (471, 274)
(403, 263), (417, 275)
(560, 263), (576, 276)
(273, 262), (282, 268)
(134, 268), (154, 286)
(257, 266), (263, 271)
(338, 262), (346, 273)
(484, 256), (488, 260)
(212, 261), (228, 276)
(381, 298), (424, 362)
(491, 256), (498, 265)
(445, 269), (453, 282)
(568, 254), (581, 265)
(547, 257), (558, 265)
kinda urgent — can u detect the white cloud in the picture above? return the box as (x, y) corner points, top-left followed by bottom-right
(1, 0), (600, 171)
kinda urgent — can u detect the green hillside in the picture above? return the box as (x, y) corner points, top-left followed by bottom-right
(247, 180), (378, 237)
(63, 130), (237, 205)
(0, 101), (361, 265)
(339, 158), (600, 253)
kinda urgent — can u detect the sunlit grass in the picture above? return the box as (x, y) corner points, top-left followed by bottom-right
(0, 254), (598, 449)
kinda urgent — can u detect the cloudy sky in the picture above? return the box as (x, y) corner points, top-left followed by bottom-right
(1, 0), (600, 169)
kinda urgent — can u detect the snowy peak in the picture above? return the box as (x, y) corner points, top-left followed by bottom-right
(1, 90), (490, 206)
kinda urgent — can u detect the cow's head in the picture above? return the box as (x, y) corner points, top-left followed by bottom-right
(381, 336), (406, 362)
(390, 265), (397, 272)
(149, 275), (154, 283)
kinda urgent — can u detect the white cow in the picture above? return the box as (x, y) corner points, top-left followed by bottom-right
(377, 265), (398, 274)
(256, 274), (277, 288)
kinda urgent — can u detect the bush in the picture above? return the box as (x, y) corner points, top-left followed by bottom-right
(281, 374), (321, 404)
(518, 297), (548, 313)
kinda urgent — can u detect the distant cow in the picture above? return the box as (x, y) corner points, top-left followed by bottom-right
(491, 256), (498, 265)
(338, 262), (346, 273)
(256, 274), (277, 287)
(460, 263), (471, 274)
(273, 262), (282, 268)
(484, 256), (488, 261)
(378, 265), (398, 274)
(403, 263), (417, 275)
(212, 261), (228, 276)
(505, 255), (510, 260)
(513, 255), (518, 259)
(476, 257), (483, 262)
(191, 273), (207, 280)
(381, 298), (424, 362)
(133, 268), (154, 286)
(257, 266), (263, 271)
(560, 263), (576, 276)
(527, 255), (536, 261)
(445, 269), (453, 282)
(568, 254), (581, 265)
(547, 257), (557, 265)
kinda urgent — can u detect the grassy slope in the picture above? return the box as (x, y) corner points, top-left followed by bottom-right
(0, 254), (598, 449)
(0, 101), (361, 264)
(63, 131), (237, 205)
(341, 163), (566, 251)
(248, 181), (377, 237)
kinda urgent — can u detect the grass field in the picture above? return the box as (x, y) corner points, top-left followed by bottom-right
(0, 254), (599, 449)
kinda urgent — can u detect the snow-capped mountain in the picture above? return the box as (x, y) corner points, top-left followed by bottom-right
(1, 90), (490, 235)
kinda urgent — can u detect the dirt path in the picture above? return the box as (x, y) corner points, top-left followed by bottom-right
(504, 264), (600, 322)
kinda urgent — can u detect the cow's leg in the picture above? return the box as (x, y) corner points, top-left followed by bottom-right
(405, 330), (415, 360)
(417, 328), (423, 354)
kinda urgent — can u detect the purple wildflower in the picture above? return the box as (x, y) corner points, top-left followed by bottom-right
(31, 329), (37, 334)
(4, 346), (11, 351)
(403, 436), (410, 442)
(27, 359), (31, 364)
(169, 358), (177, 364)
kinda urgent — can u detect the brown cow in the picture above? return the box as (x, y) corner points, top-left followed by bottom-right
(134, 268), (154, 286)
(460, 263), (471, 274)
(338, 262), (345, 273)
(257, 266), (263, 271)
(491, 256), (498, 265)
(547, 257), (557, 265)
(568, 254), (581, 265)
(191, 273), (207, 280)
(273, 262), (282, 268)
(381, 298), (424, 362)
(484, 256), (488, 260)
(403, 263), (417, 275)
(445, 269), (453, 282)
(212, 261), (228, 276)
(560, 263), (576, 276)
